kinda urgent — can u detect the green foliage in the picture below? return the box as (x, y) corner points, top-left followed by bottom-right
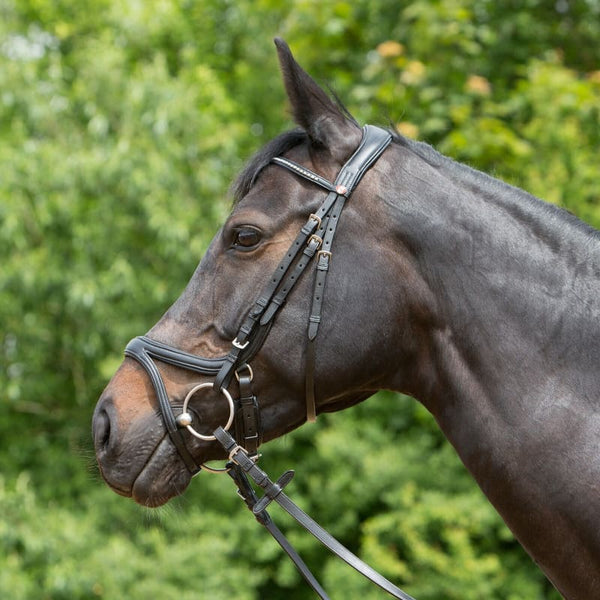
(1, 1), (597, 598)
(0, 473), (262, 600)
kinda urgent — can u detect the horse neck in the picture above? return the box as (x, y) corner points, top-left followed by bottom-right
(384, 142), (600, 413)
(381, 144), (600, 592)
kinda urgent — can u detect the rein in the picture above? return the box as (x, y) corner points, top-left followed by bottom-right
(124, 126), (417, 598)
(216, 427), (416, 600)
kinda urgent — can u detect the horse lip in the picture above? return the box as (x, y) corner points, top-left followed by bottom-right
(96, 432), (172, 503)
(130, 436), (192, 507)
(95, 459), (134, 498)
(106, 480), (133, 499)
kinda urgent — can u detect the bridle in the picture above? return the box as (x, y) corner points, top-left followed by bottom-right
(123, 126), (416, 599)
(124, 124), (392, 469)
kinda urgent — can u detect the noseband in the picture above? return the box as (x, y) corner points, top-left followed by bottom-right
(122, 126), (416, 600)
(124, 124), (392, 472)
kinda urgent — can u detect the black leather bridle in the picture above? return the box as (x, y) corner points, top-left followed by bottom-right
(123, 126), (416, 599)
(124, 124), (393, 469)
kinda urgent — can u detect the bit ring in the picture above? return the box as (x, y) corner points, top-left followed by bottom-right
(177, 383), (235, 441)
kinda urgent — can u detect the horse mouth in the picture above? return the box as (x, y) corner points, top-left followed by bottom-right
(98, 436), (193, 508)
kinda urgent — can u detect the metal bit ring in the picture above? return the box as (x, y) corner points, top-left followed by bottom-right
(176, 383), (235, 441)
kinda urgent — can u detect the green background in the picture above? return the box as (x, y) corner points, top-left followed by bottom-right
(2, 1), (599, 598)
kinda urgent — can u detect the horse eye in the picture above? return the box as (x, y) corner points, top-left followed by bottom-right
(232, 227), (261, 249)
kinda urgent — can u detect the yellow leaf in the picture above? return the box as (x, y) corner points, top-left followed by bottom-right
(377, 40), (404, 58)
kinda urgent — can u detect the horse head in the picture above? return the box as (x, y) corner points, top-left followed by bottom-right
(92, 39), (434, 507)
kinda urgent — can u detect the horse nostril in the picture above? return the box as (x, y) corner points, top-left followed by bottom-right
(93, 408), (112, 453)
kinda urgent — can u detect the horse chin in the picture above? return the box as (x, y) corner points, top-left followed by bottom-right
(129, 437), (193, 507)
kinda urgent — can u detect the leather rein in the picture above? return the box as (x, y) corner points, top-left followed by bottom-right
(123, 126), (416, 599)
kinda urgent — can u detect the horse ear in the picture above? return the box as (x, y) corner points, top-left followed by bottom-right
(274, 38), (362, 161)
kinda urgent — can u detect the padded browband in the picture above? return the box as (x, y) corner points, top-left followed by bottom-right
(272, 124), (392, 195)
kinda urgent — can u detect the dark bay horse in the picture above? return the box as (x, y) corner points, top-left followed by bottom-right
(93, 39), (600, 599)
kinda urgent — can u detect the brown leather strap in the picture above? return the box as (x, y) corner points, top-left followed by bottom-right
(305, 339), (317, 422)
(234, 365), (261, 457)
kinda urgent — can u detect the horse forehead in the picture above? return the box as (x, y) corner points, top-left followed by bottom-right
(233, 169), (317, 221)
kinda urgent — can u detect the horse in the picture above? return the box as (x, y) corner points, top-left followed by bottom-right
(93, 39), (600, 599)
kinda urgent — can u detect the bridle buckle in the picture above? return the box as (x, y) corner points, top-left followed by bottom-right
(232, 337), (250, 350)
(308, 213), (321, 228)
(308, 234), (323, 250)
